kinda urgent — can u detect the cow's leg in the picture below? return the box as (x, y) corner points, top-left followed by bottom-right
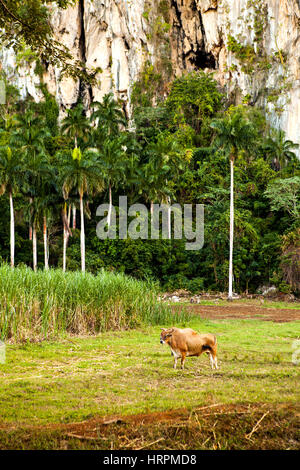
(210, 346), (218, 369)
(180, 352), (186, 369)
(171, 349), (178, 369)
(212, 345), (218, 369)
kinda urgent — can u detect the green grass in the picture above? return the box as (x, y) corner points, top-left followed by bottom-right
(0, 264), (186, 342)
(0, 317), (299, 426)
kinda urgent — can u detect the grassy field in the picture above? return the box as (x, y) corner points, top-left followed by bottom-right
(0, 315), (299, 449)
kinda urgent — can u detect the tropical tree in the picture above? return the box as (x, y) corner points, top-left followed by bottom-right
(165, 70), (223, 133)
(118, 133), (142, 205)
(96, 137), (128, 227)
(61, 102), (90, 149)
(11, 107), (50, 270)
(143, 133), (188, 238)
(61, 103), (91, 228)
(264, 176), (300, 220)
(280, 228), (300, 294)
(54, 148), (73, 271)
(263, 128), (298, 171)
(210, 106), (256, 299)
(90, 92), (127, 136)
(0, 145), (23, 267)
(91, 93), (128, 222)
(23, 153), (53, 271)
(61, 200), (72, 272)
(34, 163), (57, 270)
(89, 93), (129, 227)
(61, 147), (104, 272)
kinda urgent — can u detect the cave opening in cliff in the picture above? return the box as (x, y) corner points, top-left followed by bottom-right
(189, 49), (216, 70)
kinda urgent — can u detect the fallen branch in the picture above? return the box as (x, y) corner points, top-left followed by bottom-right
(136, 437), (164, 450)
(102, 418), (125, 425)
(201, 410), (252, 417)
(124, 438), (140, 448)
(245, 411), (270, 440)
(195, 404), (222, 412)
(66, 433), (107, 440)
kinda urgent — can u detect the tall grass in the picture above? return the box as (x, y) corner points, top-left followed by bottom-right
(0, 264), (188, 342)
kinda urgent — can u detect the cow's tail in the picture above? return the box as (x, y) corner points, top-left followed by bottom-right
(202, 335), (217, 352)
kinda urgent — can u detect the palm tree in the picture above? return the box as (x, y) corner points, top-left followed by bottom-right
(61, 103), (91, 229)
(55, 149), (76, 272)
(35, 164), (57, 271)
(96, 137), (128, 227)
(210, 107), (256, 300)
(12, 108), (50, 270)
(61, 200), (72, 272)
(143, 156), (171, 212)
(25, 153), (53, 271)
(61, 103), (91, 149)
(144, 135), (185, 238)
(61, 147), (104, 272)
(118, 134), (142, 206)
(90, 94), (128, 228)
(0, 146), (23, 267)
(90, 93), (127, 136)
(263, 128), (298, 170)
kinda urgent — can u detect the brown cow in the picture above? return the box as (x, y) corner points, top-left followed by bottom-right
(160, 327), (218, 370)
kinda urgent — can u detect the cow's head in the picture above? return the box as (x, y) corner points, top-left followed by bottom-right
(160, 328), (174, 344)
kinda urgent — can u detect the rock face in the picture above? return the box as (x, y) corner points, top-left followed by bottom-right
(1, 0), (300, 147)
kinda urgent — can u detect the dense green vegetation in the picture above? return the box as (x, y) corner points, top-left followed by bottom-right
(0, 264), (180, 342)
(0, 70), (299, 295)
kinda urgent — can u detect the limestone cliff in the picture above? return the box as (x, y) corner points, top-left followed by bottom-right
(1, 0), (300, 147)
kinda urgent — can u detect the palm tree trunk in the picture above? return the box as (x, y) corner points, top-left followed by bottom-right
(33, 224), (37, 272)
(43, 215), (49, 270)
(68, 204), (71, 227)
(72, 204), (76, 230)
(9, 191), (15, 268)
(228, 157), (234, 300)
(63, 227), (68, 272)
(107, 183), (112, 227)
(80, 193), (85, 272)
(29, 197), (33, 240)
(62, 204), (71, 272)
(167, 197), (171, 239)
(150, 201), (154, 228)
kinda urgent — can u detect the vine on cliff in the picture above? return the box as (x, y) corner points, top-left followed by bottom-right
(221, 0), (292, 116)
(132, 0), (173, 107)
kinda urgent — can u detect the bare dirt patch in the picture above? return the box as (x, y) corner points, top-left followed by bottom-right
(173, 304), (300, 322)
(0, 403), (299, 450)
